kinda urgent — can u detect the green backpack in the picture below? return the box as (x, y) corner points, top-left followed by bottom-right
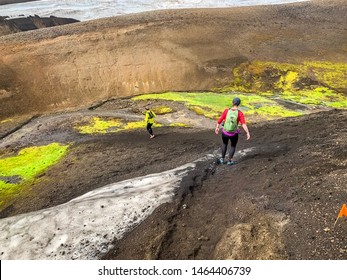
(224, 109), (238, 132)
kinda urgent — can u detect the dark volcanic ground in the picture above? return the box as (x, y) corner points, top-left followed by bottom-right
(0, 106), (347, 259)
(102, 109), (347, 260)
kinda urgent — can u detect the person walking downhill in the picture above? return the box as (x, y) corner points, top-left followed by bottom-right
(145, 106), (156, 139)
(215, 97), (250, 165)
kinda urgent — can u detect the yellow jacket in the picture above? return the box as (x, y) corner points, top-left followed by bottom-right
(145, 110), (156, 124)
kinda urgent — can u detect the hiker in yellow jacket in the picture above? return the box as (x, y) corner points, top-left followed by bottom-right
(145, 106), (156, 139)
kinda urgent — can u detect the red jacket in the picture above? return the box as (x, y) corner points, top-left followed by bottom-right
(217, 108), (246, 125)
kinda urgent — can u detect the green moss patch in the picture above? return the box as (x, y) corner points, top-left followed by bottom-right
(0, 143), (69, 181)
(75, 117), (122, 134)
(219, 60), (347, 108)
(280, 87), (347, 107)
(133, 92), (302, 120)
(152, 106), (174, 115)
(250, 106), (302, 119)
(169, 123), (191, 127)
(0, 143), (69, 209)
(304, 61), (347, 90)
(188, 105), (220, 119)
(134, 92), (257, 113)
(75, 117), (166, 134)
(75, 115), (194, 134)
(124, 120), (163, 130)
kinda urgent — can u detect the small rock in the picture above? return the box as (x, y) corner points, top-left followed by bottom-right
(198, 236), (209, 241)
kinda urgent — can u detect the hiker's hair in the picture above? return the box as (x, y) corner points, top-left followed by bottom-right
(232, 97), (241, 106)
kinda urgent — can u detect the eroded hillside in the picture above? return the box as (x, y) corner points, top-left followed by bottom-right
(0, 0), (346, 120)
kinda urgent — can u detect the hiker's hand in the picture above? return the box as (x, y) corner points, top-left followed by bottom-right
(215, 127), (220, 134)
(246, 132), (250, 140)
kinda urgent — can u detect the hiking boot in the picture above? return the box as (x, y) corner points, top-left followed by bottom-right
(150, 134), (155, 139)
(219, 158), (225, 164)
(227, 160), (236, 165)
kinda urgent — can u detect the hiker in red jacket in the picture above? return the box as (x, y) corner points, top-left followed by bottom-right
(215, 97), (250, 165)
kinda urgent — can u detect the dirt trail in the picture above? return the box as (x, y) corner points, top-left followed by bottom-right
(102, 109), (347, 260)
(1, 100), (347, 259)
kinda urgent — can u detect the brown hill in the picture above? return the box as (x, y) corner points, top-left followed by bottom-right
(0, 0), (346, 119)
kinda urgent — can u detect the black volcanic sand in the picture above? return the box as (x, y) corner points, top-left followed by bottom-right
(102, 109), (347, 260)
(1, 107), (346, 259)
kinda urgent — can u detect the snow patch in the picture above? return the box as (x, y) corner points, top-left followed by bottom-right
(0, 154), (214, 260)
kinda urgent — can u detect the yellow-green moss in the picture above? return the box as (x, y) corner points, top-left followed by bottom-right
(133, 92), (302, 120)
(75, 117), (122, 134)
(123, 121), (163, 130)
(152, 106), (174, 114)
(250, 106), (302, 119)
(304, 61), (347, 90)
(0, 143), (69, 209)
(276, 71), (300, 91)
(280, 87), (347, 107)
(0, 143), (69, 181)
(221, 60), (347, 94)
(75, 117), (183, 135)
(122, 120), (146, 130)
(169, 123), (190, 127)
(0, 119), (13, 124)
(134, 92), (224, 116)
(256, 91), (275, 97)
(327, 100), (347, 108)
(188, 105), (220, 119)
(0, 181), (18, 207)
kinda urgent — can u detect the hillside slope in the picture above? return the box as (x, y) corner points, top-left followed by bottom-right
(0, 0), (346, 119)
(0, 104), (346, 259)
(103, 109), (347, 260)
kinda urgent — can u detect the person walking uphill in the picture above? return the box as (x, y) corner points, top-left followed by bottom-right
(215, 97), (250, 165)
(145, 106), (156, 139)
